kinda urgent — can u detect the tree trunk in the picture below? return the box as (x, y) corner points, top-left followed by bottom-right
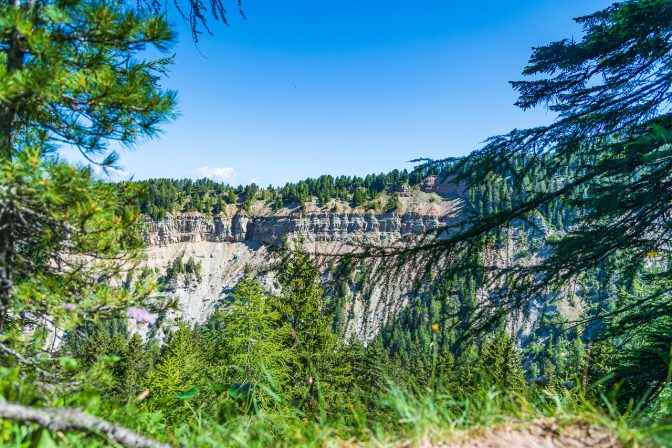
(0, 401), (170, 448)
(581, 339), (592, 395)
(0, 1), (27, 331)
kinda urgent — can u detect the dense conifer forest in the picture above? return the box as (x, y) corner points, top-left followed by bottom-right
(134, 168), (431, 218)
(0, 0), (670, 446)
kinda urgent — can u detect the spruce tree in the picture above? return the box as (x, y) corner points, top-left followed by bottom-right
(480, 330), (526, 394)
(360, 2), (672, 400)
(147, 324), (207, 424)
(116, 333), (150, 402)
(359, 336), (390, 409)
(0, 0), (175, 368)
(208, 277), (295, 409)
(274, 248), (339, 414)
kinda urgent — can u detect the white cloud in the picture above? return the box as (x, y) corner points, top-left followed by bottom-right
(91, 165), (130, 180)
(191, 166), (238, 183)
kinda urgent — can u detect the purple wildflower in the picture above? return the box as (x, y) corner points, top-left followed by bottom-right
(128, 307), (158, 325)
(61, 303), (76, 312)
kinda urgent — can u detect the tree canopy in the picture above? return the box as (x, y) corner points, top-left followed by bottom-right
(360, 0), (671, 338)
(0, 0), (176, 378)
(1, 1), (671, 445)
(138, 0), (246, 41)
(345, 0), (672, 403)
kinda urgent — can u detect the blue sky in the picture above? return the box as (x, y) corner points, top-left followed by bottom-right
(115, 0), (612, 187)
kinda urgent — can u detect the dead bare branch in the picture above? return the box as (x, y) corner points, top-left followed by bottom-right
(0, 401), (169, 448)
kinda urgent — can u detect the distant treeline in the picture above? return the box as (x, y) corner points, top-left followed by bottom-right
(134, 167), (441, 219)
(135, 157), (573, 232)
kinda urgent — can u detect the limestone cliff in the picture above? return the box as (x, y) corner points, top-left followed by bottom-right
(140, 183), (463, 341)
(145, 210), (453, 246)
(136, 176), (582, 347)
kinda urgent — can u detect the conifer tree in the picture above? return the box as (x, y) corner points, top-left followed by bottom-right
(116, 333), (150, 402)
(358, 336), (390, 409)
(274, 248), (339, 413)
(454, 342), (481, 396)
(479, 330), (526, 394)
(147, 324), (207, 423)
(80, 329), (112, 368)
(342, 337), (368, 398)
(361, 4), (672, 401)
(0, 0), (175, 371)
(208, 277), (294, 408)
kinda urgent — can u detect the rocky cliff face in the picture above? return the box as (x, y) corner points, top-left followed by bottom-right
(138, 179), (579, 344)
(144, 210), (452, 247)
(139, 184), (464, 342)
(136, 174), (590, 352)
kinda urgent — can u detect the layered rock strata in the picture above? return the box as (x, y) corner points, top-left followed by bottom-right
(140, 186), (464, 341)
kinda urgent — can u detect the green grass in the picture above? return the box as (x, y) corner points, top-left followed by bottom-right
(1, 366), (669, 447)
(135, 384), (672, 447)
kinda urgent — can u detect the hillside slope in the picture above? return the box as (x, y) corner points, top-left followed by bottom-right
(139, 177), (463, 341)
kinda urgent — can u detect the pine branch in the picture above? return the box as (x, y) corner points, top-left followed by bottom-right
(0, 344), (55, 380)
(0, 402), (169, 448)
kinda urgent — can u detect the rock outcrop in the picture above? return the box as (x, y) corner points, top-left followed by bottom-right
(144, 210), (453, 247)
(140, 186), (466, 342)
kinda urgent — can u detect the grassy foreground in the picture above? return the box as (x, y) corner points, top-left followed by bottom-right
(1, 368), (669, 448)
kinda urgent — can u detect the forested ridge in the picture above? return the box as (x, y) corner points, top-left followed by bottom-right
(0, 0), (670, 447)
(135, 167), (431, 218)
(135, 153), (572, 231)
